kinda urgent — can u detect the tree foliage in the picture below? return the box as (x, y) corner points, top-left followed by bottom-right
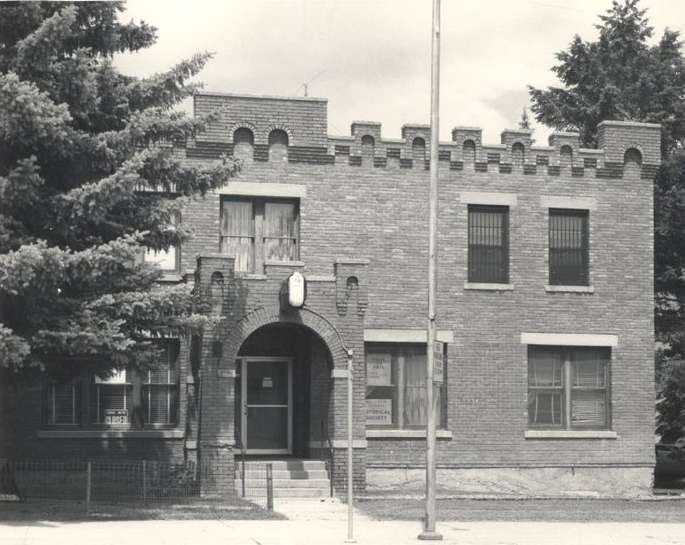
(529, 0), (685, 443)
(0, 2), (238, 379)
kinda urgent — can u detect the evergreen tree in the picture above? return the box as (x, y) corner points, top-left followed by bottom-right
(0, 2), (238, 455)
(529, 0), (685, 445)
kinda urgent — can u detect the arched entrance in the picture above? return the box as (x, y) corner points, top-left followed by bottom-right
(235, 322), (333, 458)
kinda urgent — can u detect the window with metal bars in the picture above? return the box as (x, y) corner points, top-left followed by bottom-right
(549, 208), (589, 286)
(467, 205), (509, 283)
(528, 346), (610, 429)
(220, 197), (299, 273)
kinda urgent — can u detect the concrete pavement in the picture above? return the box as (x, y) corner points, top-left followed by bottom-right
(2, 499), (685, 545)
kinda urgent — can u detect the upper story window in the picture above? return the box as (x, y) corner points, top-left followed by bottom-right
(549, 208), (589, 286)
(268, 129), (289, 162)
(467, 205), (509, 284)
(220, 197), (299, 273)
(365, 343), (445, 430)
(142, 212), (181, 273)
(528, 346), (609, 430)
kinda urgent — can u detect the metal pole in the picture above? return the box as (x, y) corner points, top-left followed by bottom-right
(85, 461), (92, 514)
(142, 460), (147, 503)
(346, 349), (355, 543)
(419, 0), (442, 540)
(266, 463), (274, 511)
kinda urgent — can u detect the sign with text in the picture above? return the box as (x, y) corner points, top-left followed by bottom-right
(366, 353), (392, 386)
(366, 398), (392, 426)
(433, 341), (444, 384)
(104, 409), (128, 425)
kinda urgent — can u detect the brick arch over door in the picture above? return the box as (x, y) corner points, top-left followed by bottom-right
(223, 304), (347, 370)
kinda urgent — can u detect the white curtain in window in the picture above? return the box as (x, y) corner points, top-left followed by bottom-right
(403, 352), (426, 426)
(264, 202), (297, 262)
(221, 200), (254, 272)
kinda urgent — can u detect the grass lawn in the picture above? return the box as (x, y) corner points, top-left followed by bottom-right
(356, 497), (685, 523)
(0, 497), (284, 522)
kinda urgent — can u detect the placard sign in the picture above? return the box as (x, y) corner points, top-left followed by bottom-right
(94, 369), (127, 384)
(366, 398), (392, 426)
(105, 409), (128, 425)
(366, 353), (392, 386)
(433, 341), (444, 384)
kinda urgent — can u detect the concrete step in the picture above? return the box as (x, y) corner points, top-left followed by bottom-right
(240, 460), (327, 471)
(237, 478), (330, 489)
(237, 470), (329, 480)
(237, 487), (331, 498)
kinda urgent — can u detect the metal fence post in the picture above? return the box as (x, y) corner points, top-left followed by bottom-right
(142, 460), (147, 503)
(85, 461), (92, 514)
(266, 463), (273, 511)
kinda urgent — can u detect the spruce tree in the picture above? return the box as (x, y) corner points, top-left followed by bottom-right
(0, 2), (238, 455)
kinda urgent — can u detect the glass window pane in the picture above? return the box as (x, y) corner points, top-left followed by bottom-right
(571, 390), (606, 427)
(403, 350), (427, 427)
(549, 209), (589, 285)
(221, 200), (254, 272)
(468, 205), (508, 283)
(573, 352), (606, 388)
(528, 391), (563, 426)
(144, 247), (177, 271)
(528, 349), (563, 387)
(50, 383), (77, 425)
(264, 202), (298, 262)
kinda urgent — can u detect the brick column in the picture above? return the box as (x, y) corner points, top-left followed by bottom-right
(196, 254), (237, 497)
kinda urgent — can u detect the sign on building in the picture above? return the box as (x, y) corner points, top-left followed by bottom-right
(366, 353), (392, 386)
(366, 398), (392, 426)
(433, 341), (444, 384)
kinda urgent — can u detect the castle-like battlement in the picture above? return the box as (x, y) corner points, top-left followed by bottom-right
(190, 91), (661, 179)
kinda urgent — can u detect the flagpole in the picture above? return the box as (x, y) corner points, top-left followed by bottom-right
(418, 0), (442, 540)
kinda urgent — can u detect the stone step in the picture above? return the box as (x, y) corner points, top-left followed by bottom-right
(236, 470), (329, 480)
(237, 487), (331, 498)
(240, 460), (327, 471)
(237, 478), (331, 489)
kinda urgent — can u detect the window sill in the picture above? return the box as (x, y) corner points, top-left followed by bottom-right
(37, 429), (185, 439)
(545, 285), (594, 293)
(464, 282), (514, 291)
(366, 429), (453, 440)
(524, 430), (617, 439)
(159, 273), (183, 283)
(264, 260), (305, 267)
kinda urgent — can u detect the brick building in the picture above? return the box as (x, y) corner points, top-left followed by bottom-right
(16, 92), (660, 497)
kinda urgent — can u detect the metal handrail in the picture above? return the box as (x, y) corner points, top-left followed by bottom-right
(321, 418), (334, 497)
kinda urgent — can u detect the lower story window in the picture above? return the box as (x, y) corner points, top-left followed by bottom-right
(45, 382), (79, 425)
(46, 339), (180, 429)
(528, 346), (610, 429)
(365, 343), (445, 429)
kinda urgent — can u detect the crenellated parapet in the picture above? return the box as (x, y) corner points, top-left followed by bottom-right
(185, 91), (661, 179)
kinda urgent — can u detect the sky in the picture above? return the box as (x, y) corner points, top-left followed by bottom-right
(115, 0), (685, 146)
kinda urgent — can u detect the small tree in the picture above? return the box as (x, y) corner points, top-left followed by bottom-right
(0, 2), (238, 455)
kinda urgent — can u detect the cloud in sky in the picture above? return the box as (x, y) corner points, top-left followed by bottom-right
(115, 0), (685, 146)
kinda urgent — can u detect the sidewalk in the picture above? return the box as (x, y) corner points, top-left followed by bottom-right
(2, 499), (685, 545)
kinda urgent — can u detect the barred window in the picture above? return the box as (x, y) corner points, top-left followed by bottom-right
(528, 346), (609, 429)
(468, 205), (509, 283)
(549, 209), (589, 286)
